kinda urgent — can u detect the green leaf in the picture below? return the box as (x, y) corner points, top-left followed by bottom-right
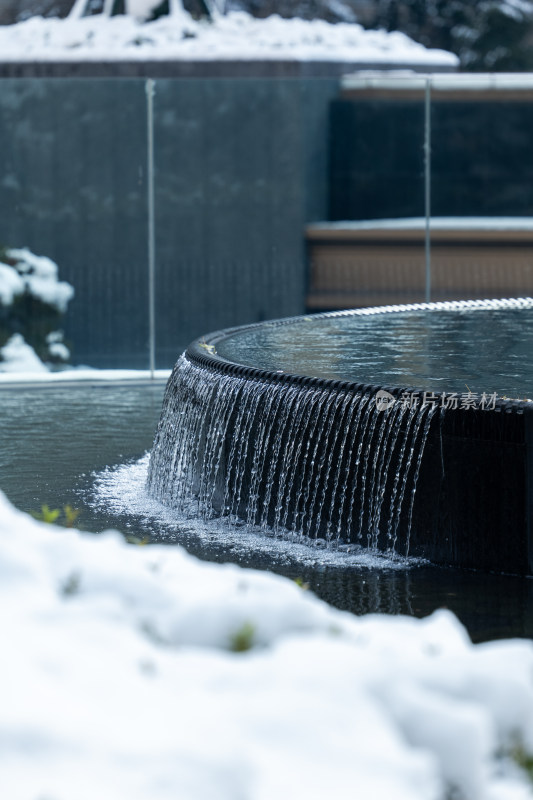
(229, 621), (256, 653)
(31, 505), (61, 524)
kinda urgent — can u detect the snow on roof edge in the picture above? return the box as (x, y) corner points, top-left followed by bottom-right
(308, 216), (533, 232)
(0, 12), (459, 67)
(342, 71), (533, 91)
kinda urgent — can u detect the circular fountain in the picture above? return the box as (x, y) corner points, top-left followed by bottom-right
(147, 298), (533, 575)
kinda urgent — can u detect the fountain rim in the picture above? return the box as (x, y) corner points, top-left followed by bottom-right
(185, 297), (533, 414)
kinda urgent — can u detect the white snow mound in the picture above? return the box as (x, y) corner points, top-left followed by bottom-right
(0, 12), (458, 66)
(1, 489), (533, 799)
(0, 333), (48, 372)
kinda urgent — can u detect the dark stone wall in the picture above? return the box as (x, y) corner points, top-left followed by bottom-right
(431, 101), (533, 217)
(329, 98), (533, 221)
(330, 99), (425, 220)
(0, 76), (338, 367)
(0, 60), (454, 78)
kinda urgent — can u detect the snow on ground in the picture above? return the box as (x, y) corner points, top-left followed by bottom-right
(1, 488), (533, 800)
(0, 11), (458, 66)
(0, 366), (171, 381)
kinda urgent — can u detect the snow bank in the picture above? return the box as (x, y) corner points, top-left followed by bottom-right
(0, 12), (458, 66)
(1, 489), (532, 800)
(0, 333), (49, 372)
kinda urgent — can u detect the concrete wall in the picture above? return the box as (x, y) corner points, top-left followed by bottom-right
(0, 76), (338, 367)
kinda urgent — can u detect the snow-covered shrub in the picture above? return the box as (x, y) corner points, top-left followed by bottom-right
(0, 246), (74, 372)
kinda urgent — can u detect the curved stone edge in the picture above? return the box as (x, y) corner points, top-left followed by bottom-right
(185, 298), (533, 415)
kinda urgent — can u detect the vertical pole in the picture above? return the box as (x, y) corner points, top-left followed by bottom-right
(424, 77), (432, 303)
(146, 78), (156, 379)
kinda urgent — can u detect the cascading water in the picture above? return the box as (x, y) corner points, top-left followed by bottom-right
(147, 355), (435, 554)
(147, 298), (533, 572)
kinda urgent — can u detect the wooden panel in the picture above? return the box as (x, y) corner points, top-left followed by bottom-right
(307, 236), (533, 309)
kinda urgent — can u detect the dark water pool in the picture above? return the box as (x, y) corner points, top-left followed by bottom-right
(216, 305), (533, 399)
(1, 382), (532, 643)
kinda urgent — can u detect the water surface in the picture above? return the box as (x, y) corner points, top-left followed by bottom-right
(1, 382), (532, 643)
(216, 307), (533, 399)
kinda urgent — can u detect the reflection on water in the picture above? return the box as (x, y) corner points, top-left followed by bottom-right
(0, 382), (532, 643)
(301, 565), (533, 643)
(216, 306), (533, 399)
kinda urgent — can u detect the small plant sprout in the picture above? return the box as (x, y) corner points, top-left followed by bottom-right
(61, 571), (81, 597)
(31, 505), (61, 524)
(125, 535), (151, 546)
(30, 505), (81, 527)
(63, 505), (81, 527)
(509, 739), (533, 784)
(229, 621), (256, 652)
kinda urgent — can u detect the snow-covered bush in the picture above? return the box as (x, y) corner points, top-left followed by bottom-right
(0, 246), (74, 372)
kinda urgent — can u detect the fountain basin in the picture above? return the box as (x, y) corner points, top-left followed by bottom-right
(147, 298), (533, 575)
